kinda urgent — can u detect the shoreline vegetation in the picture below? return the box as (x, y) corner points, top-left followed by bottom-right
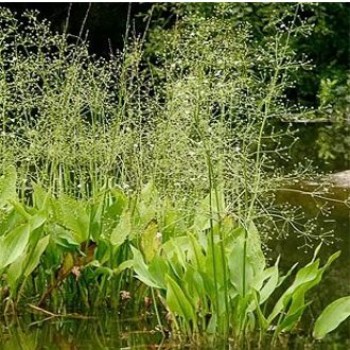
(0, 5), (349, 347)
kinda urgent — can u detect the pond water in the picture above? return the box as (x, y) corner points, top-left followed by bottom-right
(273, 177), (350, 347)
(0, 313), (348, 349)
(274, 175), (349, 293)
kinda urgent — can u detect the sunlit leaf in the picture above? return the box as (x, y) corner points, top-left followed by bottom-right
(24, 235), (50, 277)
(131, 246), (161, 288)
(57, 252), (74, 279)
(193, 185), (225, 231)
(166, 275), (195, 321)
(52, 194), (90, 243)
(258, 259), (280, 305)
(313, 296), (350, 339)
(32, 184), (51, 211)
(110, 210), (131, 246)
(141, 219), (161, 262)
(0, 165), (17, 208)
(0, 224), (30, 269)
(29, 211), (47, 231)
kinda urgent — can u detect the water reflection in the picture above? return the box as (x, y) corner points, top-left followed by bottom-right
(0, 314), (165, 349)
(273, 179), (350, 341)
(0, 313), (349, 349)
(274, 180), (349, 295)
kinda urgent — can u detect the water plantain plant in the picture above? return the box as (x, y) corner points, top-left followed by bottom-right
(0, 169), (349, 342)
(130, 194), (345, 341)
(0, 167), (130, 311)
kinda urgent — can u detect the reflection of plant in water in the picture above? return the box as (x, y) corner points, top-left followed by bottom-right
(0, 314), (166, 349)
(316, 74), (350, 165)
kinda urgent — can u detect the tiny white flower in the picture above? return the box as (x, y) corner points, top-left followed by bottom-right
(156, 231), (162, 242)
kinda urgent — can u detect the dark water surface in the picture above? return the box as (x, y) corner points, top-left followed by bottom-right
(272, 176), (350, 347)
(0, 313), (348, 349)
(274, 178), (350, 299)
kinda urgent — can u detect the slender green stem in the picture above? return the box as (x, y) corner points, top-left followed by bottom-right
(151, 288), (165, 335)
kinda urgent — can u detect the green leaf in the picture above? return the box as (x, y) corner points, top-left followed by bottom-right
(268, 251), (340, 325)
(313, 296), (350, 340)
(161, 199), (183, 240)
(110, 210), (131, 246)
(228, 235), (254, 296)
(268, 260), (320, 323)
(277, 302), (311, 332)
(136, 181), (157, 228)
(131, 246), (161, 288)
(114, 260), (134, 274)
(148, 256), (168, 288)
(193, 185), (225, 231)
(166, 275), (195, 321)
(141, 219), (160, 262)
(0, 210), (24, 236)
(206, 313), (217, 334)
(89, 195), (105, 242)
(253, 292), (269, 331)
(51, 224), (80, 248)
(248, 261), (280, 314)
(0, 224), (30, 269)
(52, 194), (90, 243)
(162, 236), (190, 268)
(246, 221), (266, 273)
(258, 259), (280, 305)
(189, 233), (206, 269)
(140, 181), (155, 204)
(32, 184), (51, 211)
(0, 165), (17, 208)
(24, 235), (50, 277)
(29, 211), (47, 231)
(10, 200), (31, 221)
(207, 234), (226, 291)
(228, 222), (265, 297)
(184, 265), (206, 310)
(104, 188), (127, 226)
(7, 254), (25, 292)
(94, 265), (114, 279)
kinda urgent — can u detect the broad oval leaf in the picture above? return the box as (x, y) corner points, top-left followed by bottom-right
(0, 224), (30, 269)
(52, 194), (90, 243)
(193, 186), (225, 231)
(24, 235), (50, 277)
(313, 296), (350, 340)
(141, 219), (160, 262)
(131, 246), (161, 289)
(110, 210), (131, 246)
(166, 275), (195, 321)
(29, 211), (47, 231)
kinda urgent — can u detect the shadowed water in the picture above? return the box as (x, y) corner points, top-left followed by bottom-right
(0, 313), (349, 349)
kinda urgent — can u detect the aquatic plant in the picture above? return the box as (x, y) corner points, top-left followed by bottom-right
(0, 7), (315, 233)
(0, 173), (348, 343)
(129, 186), (346, 341)
(0, 5), (348, 346)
